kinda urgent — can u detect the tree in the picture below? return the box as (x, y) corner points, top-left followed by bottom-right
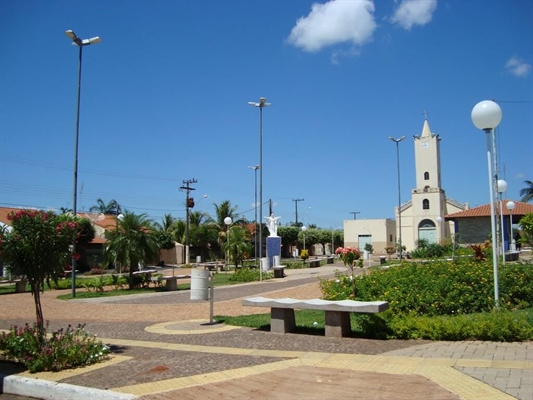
(0, 210), (78, 334)
(89, 198), (120, 215)
(223, 226), (252, 267)
(520, 180), (533, 203)
(519, 213), (533, 246)
(278, 226), (300, 257)
(104, 211), (160, 289)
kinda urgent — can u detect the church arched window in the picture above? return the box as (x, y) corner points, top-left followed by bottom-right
(423, 199), (430, 210)
(424, 172), (430, 180)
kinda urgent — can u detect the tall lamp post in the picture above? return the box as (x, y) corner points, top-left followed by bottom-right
(224, 217), (232, 270)
(248, 98), (271, 282)
(389, 136), (405, 260)
(506, 201), (515, 251)
(497, 179), (507, 264)
(248, 165), (260, 268)
(471, 99), (503, 308)
(331, 226), (341, 255)
(65, 29), (101, 298)
(301, 225), (307, 250)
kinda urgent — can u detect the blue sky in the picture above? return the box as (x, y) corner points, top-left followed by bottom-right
(1, 0), (532, 229)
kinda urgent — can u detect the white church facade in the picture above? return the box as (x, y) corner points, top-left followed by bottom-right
(344, 118), (469, 253)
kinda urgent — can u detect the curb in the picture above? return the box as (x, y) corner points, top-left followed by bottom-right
(1, 374), (137, 400)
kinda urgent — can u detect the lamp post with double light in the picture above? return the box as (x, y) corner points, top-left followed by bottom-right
(65, 29), (101, 297)
(389, 136), (405, 260)
(248, 98), (271, 281)
(471, 100), (503, 308)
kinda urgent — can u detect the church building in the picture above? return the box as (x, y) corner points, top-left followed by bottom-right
(344, 118), (468, 253)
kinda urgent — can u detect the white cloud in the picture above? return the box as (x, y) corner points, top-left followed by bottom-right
(287, 0), (377, 53)
(505, 57), (532, 77)
(391, 0), (437, 30)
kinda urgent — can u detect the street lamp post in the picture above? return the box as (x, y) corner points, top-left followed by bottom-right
(498, 179), (507, 264)
(65, 29), (101, 298)
(248, 97), (271, 282)
(331, 226), (341, 255)
(507, 201), (515, 251)
(248, 165), (260, 268)
(224, 217), (232, 270)
(471, 99), (503, 308)
(301, 225), (307, 250)
(389, 136), (405, 260)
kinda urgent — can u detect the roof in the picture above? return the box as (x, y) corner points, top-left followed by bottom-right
(446, 200), (533, 219)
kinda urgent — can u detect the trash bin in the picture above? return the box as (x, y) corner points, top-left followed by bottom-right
(190, 268), (210, 300)
(261, 257), (270, 272)
(379, 256), (386, 265)
(327, 257), (334, 264)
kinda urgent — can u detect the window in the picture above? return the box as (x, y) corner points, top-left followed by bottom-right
(424, 186), (430, 192)
(424, 172), (430, 180)
(423, 199), (430, 210)
(389, 234), (393, 242)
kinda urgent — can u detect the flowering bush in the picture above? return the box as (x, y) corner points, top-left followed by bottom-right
(0, 322), (110, 373)
(335, 247), (361, 269)
(300, 249), (309, 262)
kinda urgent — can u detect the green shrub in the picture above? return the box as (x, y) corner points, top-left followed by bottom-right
(389, 311), (533, 341)
(229, 267), (273, 282)
(320, 259), (533, 316)
(0, 322), (110, 373)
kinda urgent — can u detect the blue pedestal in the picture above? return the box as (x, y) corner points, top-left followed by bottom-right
(266, 236), (281, 268)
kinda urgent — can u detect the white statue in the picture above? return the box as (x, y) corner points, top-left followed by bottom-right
(265, 213), (281, 237)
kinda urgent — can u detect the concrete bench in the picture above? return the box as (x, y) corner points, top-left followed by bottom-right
(272, 265), (286, 278)
(242, 297), (389, 338)
(162, 275), (191, 291)
(309, 259), (321, 268)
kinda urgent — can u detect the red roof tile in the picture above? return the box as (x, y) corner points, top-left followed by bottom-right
(446, 200), (533, 219)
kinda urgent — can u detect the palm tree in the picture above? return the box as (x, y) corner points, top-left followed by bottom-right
(223, 226), (252, 268)
(153, 214), (176, 232)
(104, 211), (160, 289)
(90, 198), (120, 215)
(520, 180), (533, 203)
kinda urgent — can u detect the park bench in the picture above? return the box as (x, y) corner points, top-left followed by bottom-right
(309, 259), (321, 268)
(161, 274), (191, 291)
(242, 297), (389, 338)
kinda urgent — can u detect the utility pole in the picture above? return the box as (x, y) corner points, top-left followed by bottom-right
(293, 198), (304, 226)
(180, 178), (197, 265)
(350, 211), (360, 220)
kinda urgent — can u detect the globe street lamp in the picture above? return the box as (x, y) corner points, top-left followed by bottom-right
(65, 29), (101, 298)
(224, 217), (232, 270)
(389, 136), (405, 260)
(301, 225), (307, 250)
(248, 165), (260, 268)
(497, 179), (507, 264)
(471, 99), (503, 308)
(248, 98), (271, 281)
(506, 201), (516, 251)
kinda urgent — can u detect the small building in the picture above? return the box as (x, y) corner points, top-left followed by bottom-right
(343, 218), (396, 254)
(445, 201), (533, 249)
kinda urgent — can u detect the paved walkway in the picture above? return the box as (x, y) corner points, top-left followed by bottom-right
(0, 263), (531, 400)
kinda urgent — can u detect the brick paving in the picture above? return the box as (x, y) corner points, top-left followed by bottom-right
(0, 264), (531, 399)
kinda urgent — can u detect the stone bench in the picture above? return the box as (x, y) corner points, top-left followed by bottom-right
(272, 265), (286, 278)
(242, 297), (389, 338)
(309, 259), (321, 268)
(162, 275), (191, 291)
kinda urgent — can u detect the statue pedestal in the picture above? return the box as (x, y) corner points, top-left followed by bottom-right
(266, 236), (281, 268)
